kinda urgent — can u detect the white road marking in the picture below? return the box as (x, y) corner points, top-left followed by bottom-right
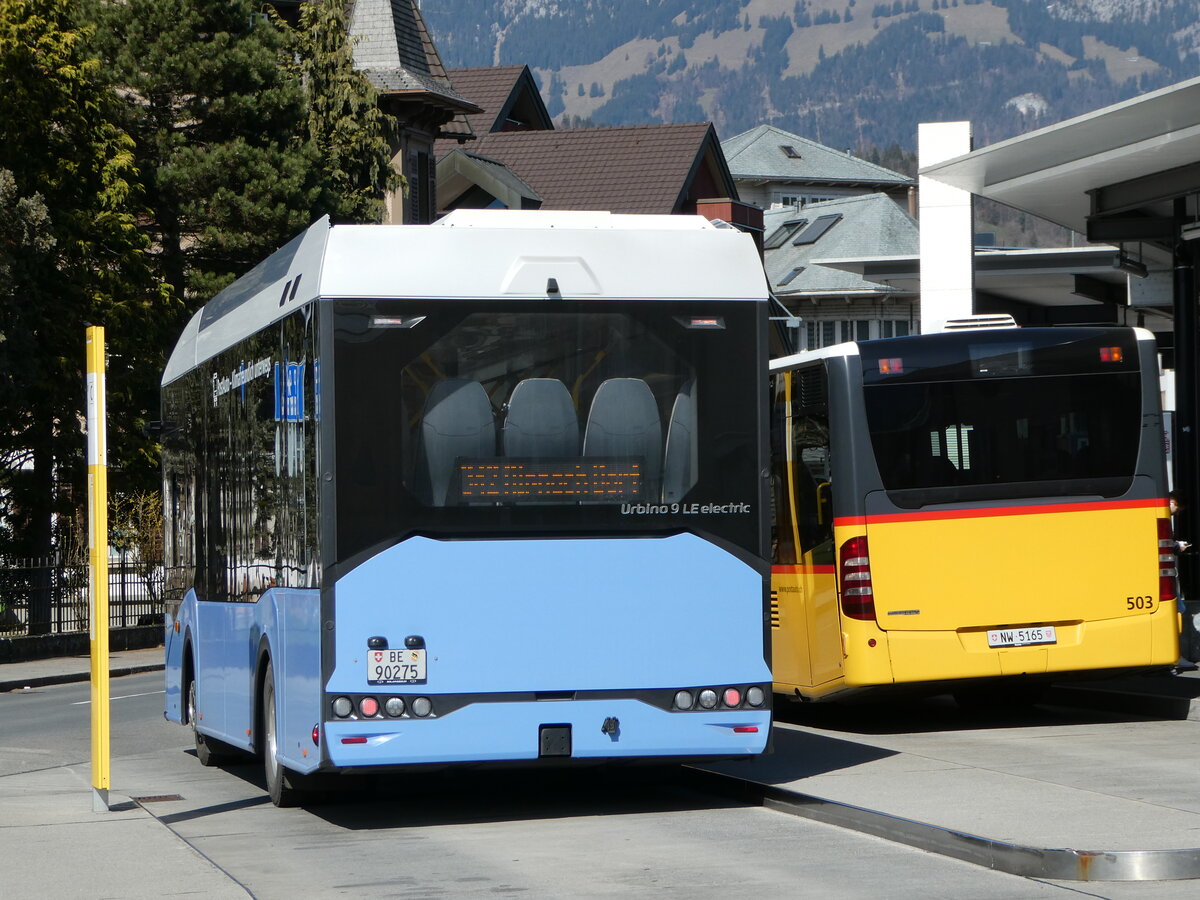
(71, 690), (165, 706)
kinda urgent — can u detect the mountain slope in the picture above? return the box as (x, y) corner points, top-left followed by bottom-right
(422, 0), (1199, 150)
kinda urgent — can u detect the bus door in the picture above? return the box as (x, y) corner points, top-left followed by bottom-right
(772, 366), (841, 693)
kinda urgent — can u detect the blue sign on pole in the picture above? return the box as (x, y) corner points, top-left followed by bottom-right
(274, 362), (305, 422)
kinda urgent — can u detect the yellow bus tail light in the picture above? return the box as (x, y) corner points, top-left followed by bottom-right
(1159, 517), (1179, 602)
(839, 535), (876, 621)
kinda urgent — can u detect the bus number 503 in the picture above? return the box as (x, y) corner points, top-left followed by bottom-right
(1126, 595), (1154, 610)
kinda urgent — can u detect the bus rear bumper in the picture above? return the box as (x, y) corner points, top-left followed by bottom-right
(322, 699), (770, 768)
(850, 606), (1179, 685)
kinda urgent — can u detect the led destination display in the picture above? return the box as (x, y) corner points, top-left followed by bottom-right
(455, 458), (643, 504)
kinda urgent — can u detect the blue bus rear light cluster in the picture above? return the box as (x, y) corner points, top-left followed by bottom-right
(331, 694), (434, 720)
(673, 685), (767, 711)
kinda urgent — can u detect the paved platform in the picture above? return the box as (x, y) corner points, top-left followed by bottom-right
(703, 671), (1200, 882)
(0, 764), (249, 899)
(0, 647), (247, 898)
(3, 650), (1200, 887)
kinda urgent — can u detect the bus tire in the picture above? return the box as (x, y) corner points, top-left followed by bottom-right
(262, 665), (304, 807)
(187, 677), (238, 767)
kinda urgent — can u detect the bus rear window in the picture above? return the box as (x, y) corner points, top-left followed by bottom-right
(386, 310), (697, 508)
(865, 371), (1141, 502)
(333, 300), (763, 564)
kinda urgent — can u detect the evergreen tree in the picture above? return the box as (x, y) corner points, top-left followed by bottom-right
(0, 0), (168, 572)
(0, 169), (52, 292)
(296, 0), (402, 224)
(544, 70), (566, 119)
(93, 0), (323, 305)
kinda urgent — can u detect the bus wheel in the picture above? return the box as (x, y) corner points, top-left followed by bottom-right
(263, 666), (304, 807)
(188, 678), (237, 767)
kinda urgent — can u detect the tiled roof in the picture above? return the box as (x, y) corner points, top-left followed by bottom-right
(348, 0), (478, 112)
(763, 193), (918, 296)
(723, 124), (912, 186)
(440, 66), (530, 137)
(440, 149), (543, 207)
(464, 123), (720, 214)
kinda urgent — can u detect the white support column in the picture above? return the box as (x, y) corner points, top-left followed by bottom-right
(918, 122), (974, 333)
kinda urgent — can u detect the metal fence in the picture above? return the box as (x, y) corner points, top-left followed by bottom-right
(0, 557), (164, 637)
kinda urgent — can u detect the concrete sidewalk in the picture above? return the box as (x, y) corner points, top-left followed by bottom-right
(703, 670), (1200, 883)
(0, 646), (247, 898)
(0, 765), (249, 899)
(4, 649), (1200, 890)
(0, 645), (164, 693)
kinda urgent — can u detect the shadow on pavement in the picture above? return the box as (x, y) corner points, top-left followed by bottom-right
(199, 755), (761, 829)
(699, 727), (896, 787)
(772, 685), (1178, 736)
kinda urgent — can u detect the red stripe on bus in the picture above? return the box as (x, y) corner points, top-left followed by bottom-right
(834, 497), (1166, 527)
(772, 565), (836, 574)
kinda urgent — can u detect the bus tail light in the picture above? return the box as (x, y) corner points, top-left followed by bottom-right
(1159, 518), (1179, 602)
(674, 685), (766, 711)
(840, 536), (876, 621)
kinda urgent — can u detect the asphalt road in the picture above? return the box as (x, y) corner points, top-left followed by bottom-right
(0, 670), (169, 777)
(1, 673), (1193, 898)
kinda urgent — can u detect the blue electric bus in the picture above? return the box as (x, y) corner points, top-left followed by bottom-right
(160, 210), (773, 805)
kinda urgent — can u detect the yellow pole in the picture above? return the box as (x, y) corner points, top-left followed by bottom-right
(86, 326), (110, 812)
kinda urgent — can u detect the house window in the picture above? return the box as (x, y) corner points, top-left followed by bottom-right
(775, 193), (837, 208)
(778, 267), (805, 287)
(764, 218), (807, 250)
(407, 151), (434, 224)
(780, 145), (801, 159)
(792, 214), (843, 246)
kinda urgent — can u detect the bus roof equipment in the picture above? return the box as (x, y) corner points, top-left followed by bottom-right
(163, 211), (770, 386)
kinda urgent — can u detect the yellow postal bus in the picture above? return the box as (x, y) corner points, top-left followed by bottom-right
(770, 324), (1179, 702)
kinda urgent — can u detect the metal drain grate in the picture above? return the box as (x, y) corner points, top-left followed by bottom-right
(132, 794), (184, 803)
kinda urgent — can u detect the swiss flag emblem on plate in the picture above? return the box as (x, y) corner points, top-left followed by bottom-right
(373, 651), (383, 663)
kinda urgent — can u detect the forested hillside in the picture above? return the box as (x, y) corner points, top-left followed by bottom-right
(423, 0), (1198, 151)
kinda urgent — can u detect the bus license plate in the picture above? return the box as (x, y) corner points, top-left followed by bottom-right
(367, 648), (426, 684)
(987, 626), (1057, 648)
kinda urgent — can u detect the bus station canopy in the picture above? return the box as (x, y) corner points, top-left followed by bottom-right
(918, 75), (1200, 262)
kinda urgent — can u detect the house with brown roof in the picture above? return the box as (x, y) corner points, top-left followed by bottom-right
(340, 16), (753, 230)
(347, 0), (480, 223)
(439, 123), (740, 217)
(439, 65), (554, 141)
(433, 66), (748, 225)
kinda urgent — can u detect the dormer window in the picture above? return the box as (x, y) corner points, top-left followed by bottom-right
(778, 267), (805, 286)
(792, 214), (843, 246)
(764, 218), (807, 250)
(780, 145), (801, 159)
